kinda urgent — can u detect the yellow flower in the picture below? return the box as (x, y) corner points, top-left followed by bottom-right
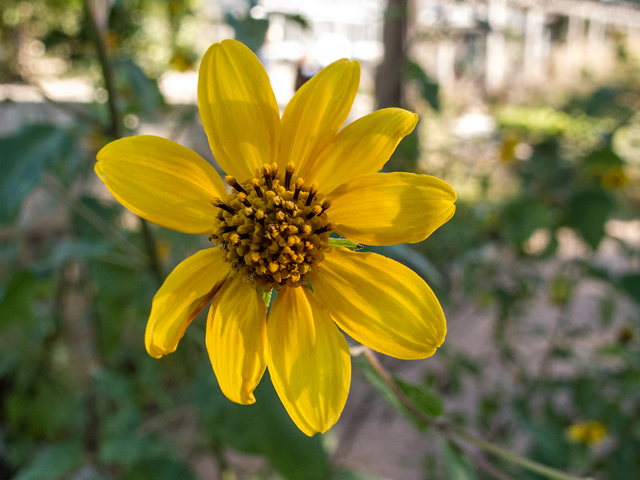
(499, 133), (518, 163)
(600, 166), (629, 189)
(566, 421), (607, 446)
(95, 39), (456, 435)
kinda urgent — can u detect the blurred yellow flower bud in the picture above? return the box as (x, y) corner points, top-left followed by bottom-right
(566, 420), (606, 446)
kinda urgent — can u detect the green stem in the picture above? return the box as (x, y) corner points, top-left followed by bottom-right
(439, 421), (592, 480)
(361, 348), (592, 480)
(139, 217), (164, 287)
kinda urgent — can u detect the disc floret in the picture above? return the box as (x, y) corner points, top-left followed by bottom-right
(210, 163), (333, 290)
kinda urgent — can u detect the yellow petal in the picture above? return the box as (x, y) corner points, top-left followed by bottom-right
(145, 248), (229, 358)
(327, 172), (456, 246)
(96, 135), (226, 234)
(278, 59), (360, 180)
(310, 248), (446, 360)
(206, 276), (267, 405)
(198, 39), (281, 182)
(307, 108), (418, 194)
(267, 287), (350, 436)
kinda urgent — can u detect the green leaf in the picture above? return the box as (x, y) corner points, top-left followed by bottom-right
(13, 440), (84, 480)
(367, 244), (444, 290)
(100, 435), (173, 468)
(503, 199), (555, 246)
(582, 148), (624, 172)
(42, 240), (112, 270)
(70, 195), (121, 241)
(0, 124), (76, 224)
(526, 422), (568, 468)
(193, 368), (330, 480)
(88, 260), (150, 355)
(226, 14), (269, 52)
(114, 59), (165, 118)
(404, 60), (440, 111)
(94, 368), (133, 402)
(0, 270), (50, 331)
(393, 376), (444, 418)
(6, 374), (84, 442)
(442, 441), (476, 480)
(354, 357), (428, 431)
(567, 190), (615, 249)
(620, 274), (640, 304)
(122, 457), (197, 480)
(583, 87), (633, 119)
(280, 12), (310, 29)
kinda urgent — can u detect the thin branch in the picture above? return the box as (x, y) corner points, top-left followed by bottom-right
(83, 0), (120, 138)
(136, 404), (197, 437)
(361, 348), (593, 480)
(362, 347), (437, 424)
(211, 438), (233, 480)
(40, 90), (102, 125)
(42, 174), (147, 261)
(84, 0), (163, 286)
(333, 391), (377, 464)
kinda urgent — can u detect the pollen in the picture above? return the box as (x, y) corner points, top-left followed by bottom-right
(210, 163), (333, 290)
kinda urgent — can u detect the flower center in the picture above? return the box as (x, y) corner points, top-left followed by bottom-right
(210, 162), (333, 290)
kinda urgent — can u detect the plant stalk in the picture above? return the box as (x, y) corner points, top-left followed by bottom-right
(361, 348), (592, 480)
(84, 0), (163, 286)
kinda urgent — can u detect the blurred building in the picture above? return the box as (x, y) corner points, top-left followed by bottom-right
(259, 0), (640, 102)
(411, 0), (640, 94)
(5, 0), (640, 110)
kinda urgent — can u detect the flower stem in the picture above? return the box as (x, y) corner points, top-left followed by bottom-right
(437, 420), (592, 480)
(361, 348), (593, 480)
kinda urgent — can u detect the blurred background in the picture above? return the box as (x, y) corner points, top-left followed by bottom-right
(1, 0), (640, 479)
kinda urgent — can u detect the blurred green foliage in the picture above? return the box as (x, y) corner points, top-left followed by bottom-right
(1, 0), (639, 479)
(408, 66), (640, 480)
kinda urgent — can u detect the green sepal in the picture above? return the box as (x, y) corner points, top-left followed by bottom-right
(328, 238), (362, 251)
(260, 287), (272, 308)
